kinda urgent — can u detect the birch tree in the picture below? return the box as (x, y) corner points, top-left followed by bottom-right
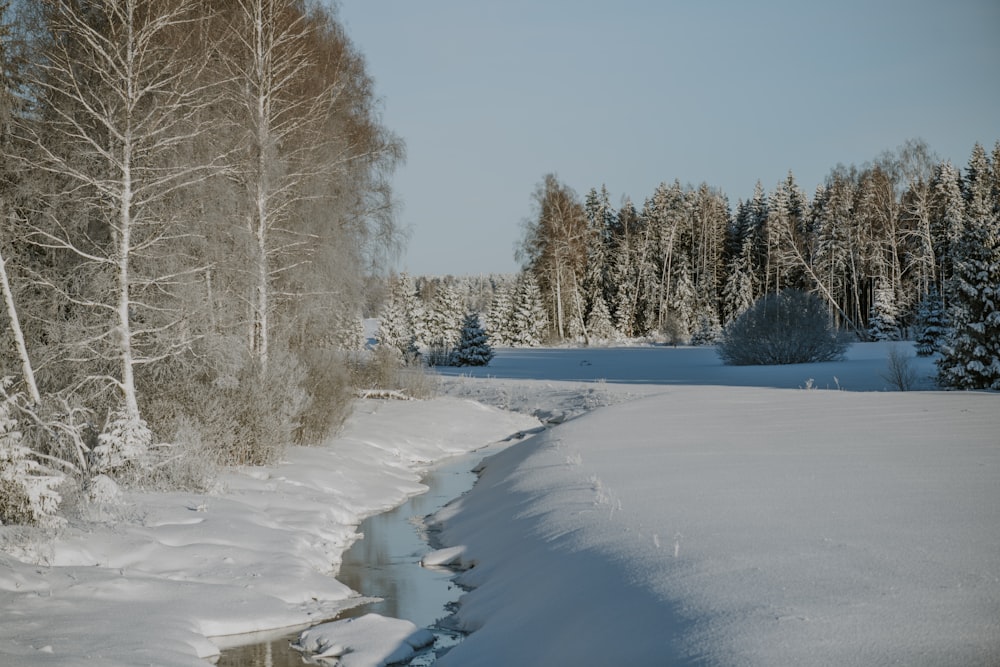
(519, 174), (587, 340)
(216, 0), (403, 370)
(16, 0), (215, 437)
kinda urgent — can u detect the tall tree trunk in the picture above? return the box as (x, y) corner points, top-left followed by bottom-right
(0, 214), (40, 405)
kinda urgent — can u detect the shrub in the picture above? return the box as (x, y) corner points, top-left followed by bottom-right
(0, 384), (65, 525)
(716, 289), (849, 365)
(293, 348), (354, 445)
(881, 345), (919, 391)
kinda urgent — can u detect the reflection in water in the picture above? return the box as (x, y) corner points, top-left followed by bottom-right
(215, 448), (494, 666)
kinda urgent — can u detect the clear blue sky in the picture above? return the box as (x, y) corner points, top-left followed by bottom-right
(334, 0), (1000, 277)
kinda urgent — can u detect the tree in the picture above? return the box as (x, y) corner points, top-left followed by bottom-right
(609, 197), (642, 336)
(914, 287), (946, 356)
(377, 273), (419, 360)
(930, 161), (965, 299)
(867, 281), (900, 341)
(519, 174), (587, 340)
(717, 289), (849, 365)
(722, 236), (757, 323)
(486, 282), (514, 347)
(424, 282), (464, 350)
(584, 294), (617, 341)
(450, 312), (493, 367)
(508, 271), (547, 346)
(0, 3), (39, 405)
(15, 0), (217, 464)
(937, 148), (1000, 389)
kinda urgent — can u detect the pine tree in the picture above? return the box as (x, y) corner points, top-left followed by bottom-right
(668, 255), (696, 342)
(868, 282), (901, 341)
(585, 294), (618, 341)
(722, 237), (757, 323)
(486, 283), (514, 347)
(450, 312), (494, 367)
(931, 162), (966, 297)
(689, 308), (723, 346)
(425, 283), (464, 350)
(377, 275), (419, 361)
(509, 272), (548, 346)
(914, 287), (946, 356)
(937, 149), (1000, 389)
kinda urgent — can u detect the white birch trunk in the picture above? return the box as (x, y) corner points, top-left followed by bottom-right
(0, 224), (40, 405)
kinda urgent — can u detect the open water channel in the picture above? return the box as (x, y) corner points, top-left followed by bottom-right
(214, 445), (499, 666)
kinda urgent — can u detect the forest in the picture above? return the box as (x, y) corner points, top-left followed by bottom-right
(381, 139), (999, 391)
(0, 0), (404, 523)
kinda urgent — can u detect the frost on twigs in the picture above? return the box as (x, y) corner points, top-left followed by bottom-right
(0, 380), (64, 526)
(90, 410), (151, 480)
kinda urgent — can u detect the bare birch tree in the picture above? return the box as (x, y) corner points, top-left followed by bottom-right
(14, 0), (217, 443)
(213, 0), (403, 370)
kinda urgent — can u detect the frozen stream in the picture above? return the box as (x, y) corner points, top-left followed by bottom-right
(215, 446), (498, 666)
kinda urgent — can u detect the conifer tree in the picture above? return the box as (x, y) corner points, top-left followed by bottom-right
(690, 308), (723, 346)
(930, 162), (965, 298)
(509, 272), (548, 346)
(486, 283), (514, 347)
(722, 237), (757, 324)
(450, 312), (493, 367)
(424, 283), (464, 350)
(937, 148), (1000, 389)
(377, 275), (419, 360)
(867, 282), (901, 341)
(585, 294), (618, 341)
(914, 287), (946, 356)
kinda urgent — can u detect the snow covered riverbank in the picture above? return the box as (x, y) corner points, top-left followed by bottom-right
(430, 386), (1000, 666)
(0, 398), (537, 666)
(2, 343), (997, 666)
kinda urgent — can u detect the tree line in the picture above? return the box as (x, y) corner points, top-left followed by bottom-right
(518, 140), (1000, 354)
(0, 0), (403, 521)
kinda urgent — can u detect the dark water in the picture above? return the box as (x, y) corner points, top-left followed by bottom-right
(214, 449), (491, 666)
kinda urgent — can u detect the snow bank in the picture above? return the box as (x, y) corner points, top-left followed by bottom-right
(0, 397), (537, 667)
(432, 386), (1000, 666)
(293, 613), (434, 666)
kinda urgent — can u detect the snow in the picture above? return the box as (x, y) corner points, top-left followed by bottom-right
(428, 344), (1000, 666)
(2, 342), (998, 666)
(0, 398), (537, 666)
(293, 613), (434, 666)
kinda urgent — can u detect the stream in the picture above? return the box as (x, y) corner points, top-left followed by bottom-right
(214, 446), (496, 666)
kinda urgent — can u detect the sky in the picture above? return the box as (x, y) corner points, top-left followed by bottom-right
(333, 0), (1000, 277)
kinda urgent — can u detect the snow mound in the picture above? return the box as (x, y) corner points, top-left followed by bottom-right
(433, 386), (1000, 666)
(294, 613), (435, 666)
(419, 545), (467, 568)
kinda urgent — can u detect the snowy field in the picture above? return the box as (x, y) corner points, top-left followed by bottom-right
(1, 342), (998, 666)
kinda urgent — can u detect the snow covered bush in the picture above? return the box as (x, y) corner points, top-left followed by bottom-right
(716, 289), (849, 365)
(0, 382), (64, 525)
(450, 313), (494, 367)
(90, 410), (152, 479)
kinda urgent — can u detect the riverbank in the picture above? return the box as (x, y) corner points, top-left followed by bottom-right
(429, 385), (1000, 666)
(0, 398), (538, 666)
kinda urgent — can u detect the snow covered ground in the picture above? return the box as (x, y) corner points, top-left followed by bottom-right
(1, 342), (997, 666)
(429, 344), (1000, 666)
(0, 399), (537, 666)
